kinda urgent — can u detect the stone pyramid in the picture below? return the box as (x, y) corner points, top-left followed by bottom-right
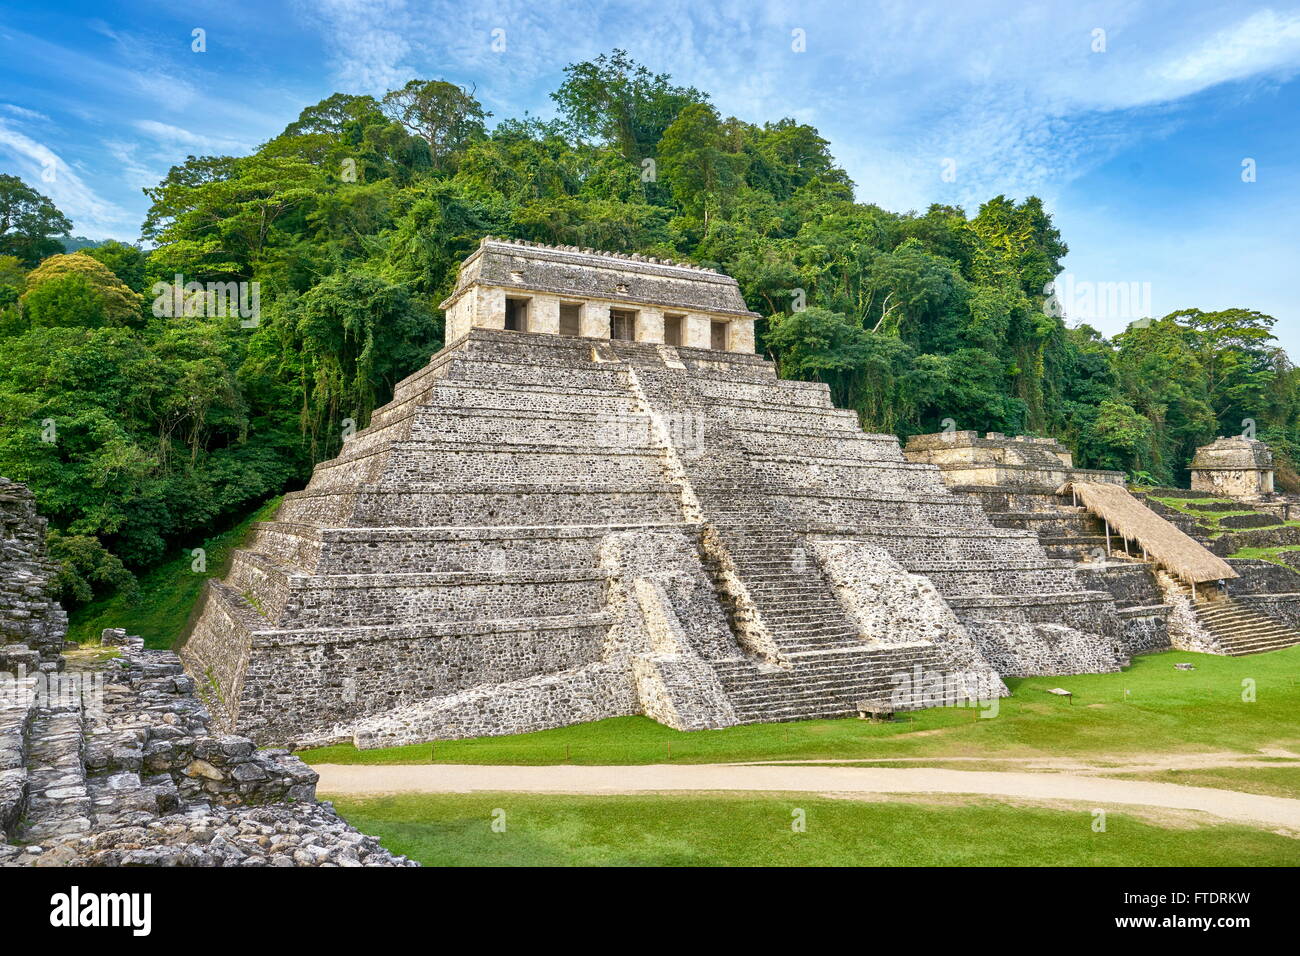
(180, 242), (1130, 748)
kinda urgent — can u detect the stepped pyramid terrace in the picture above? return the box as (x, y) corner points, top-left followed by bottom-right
(181, 240), (1171, 748)
(905, 430), (1300, 657)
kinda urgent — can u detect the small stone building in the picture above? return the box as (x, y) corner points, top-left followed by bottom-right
(1190, 437), (1275, 498)
(902, 431), (1123, 490)
(440, 237), (758, 354)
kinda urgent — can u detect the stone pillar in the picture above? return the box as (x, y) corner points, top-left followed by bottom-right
(580, 301), (611, 339)
(727, 318), (755, 354)
(445, 297), (472, 342)
(635, 308), (665, 344)
(530, 294), (560, 335)
(684, 314), (712, 349)
(476, 286), (506, 330)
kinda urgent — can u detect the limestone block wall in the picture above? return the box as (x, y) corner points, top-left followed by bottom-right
(600, 531), (739, 729)
(1115, 606), (1172, 655)
(345, 663), (638, 750)
(580, 300), (612, 338)
(635, 308), (665, 343)
(964, 621), (1127, 676)
(530, 294), (561, 334)
(0, 478), (67, 674)
(1193, 469), (1273, 497)
(684, 314), (712, 349)
(1074, 563), (1171, 655)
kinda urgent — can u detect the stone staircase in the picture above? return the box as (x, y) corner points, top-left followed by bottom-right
(620, 348), (950, 722)
(711, 646), (943, 722)
(8, 649), (191, 847)
(18, 707), (92, 844)
(1176, 587), (1300, 655)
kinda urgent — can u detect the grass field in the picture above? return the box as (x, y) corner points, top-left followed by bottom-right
(299, 645), (1300, 768)
(67, 497), (282, 648)
(327, 792), (1300, 866)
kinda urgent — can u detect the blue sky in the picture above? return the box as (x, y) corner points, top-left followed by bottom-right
(2, 0), (1297, 355)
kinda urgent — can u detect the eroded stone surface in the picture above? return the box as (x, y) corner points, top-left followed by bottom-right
(1, 631), (413, 868)
(0, 477), (66, 674)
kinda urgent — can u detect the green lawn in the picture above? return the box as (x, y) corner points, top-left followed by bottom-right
(67, 496), (282, 648)
(1145, 494), (1300, 540)
(1229, 544), (1300, 566)
(299, 645), (1300, 767)
(327, 792), (1300, 866)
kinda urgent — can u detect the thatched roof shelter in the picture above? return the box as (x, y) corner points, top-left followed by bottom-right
(1071, 481), (1238, 585)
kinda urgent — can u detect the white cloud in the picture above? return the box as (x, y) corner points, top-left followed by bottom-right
(0, 117), (132, 237)
(133, 119), (256, 156)
(1155, 9), (1300, 90)
(305, 0), (415, 93)
(1, 103), (50, 122)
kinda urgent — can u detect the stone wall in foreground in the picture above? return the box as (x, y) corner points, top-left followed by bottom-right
(0, 478), (66, 674)
(1, 631), (414, 867)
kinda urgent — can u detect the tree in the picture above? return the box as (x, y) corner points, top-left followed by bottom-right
(244, 270), (440, 460)
(380, 80), (488, 169)
(970, 195), (1067, 301)
(864, 238), (969, 349)
(0, 175), (72, 266)
(658, 103), (745, 225)
(552, 50), (706, 161)
(1169, 307), (1282, 434)
(20, 253), (143, 328)
(84, 240), (150, 293)
(0, 254), (25, 305)
(143, 153), (320, 279)
(1081, 400), (1156, 474)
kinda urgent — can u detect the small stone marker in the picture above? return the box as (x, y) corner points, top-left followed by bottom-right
(1174, 662), (1196, 671)
(857, 700), (894, 721)
(1047, 687), (1072, 704)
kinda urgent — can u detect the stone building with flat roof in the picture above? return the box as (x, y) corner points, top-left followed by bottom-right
(439, 237), (759, 354)
(1190, 437), (1275, 498)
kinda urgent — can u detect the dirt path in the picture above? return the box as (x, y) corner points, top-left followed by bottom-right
(738, 750), (1300, 774)
(314, 763), (1300, 831)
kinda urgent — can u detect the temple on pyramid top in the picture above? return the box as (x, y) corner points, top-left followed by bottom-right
(439, 237), (760, 353)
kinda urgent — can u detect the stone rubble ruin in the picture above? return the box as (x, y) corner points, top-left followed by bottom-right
(0, 477), (413, 867)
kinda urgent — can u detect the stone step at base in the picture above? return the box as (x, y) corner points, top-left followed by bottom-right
(1186, 593), (1300, 656)
(1225, 639), (1300, 656)
(711, 643), (948, 722)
